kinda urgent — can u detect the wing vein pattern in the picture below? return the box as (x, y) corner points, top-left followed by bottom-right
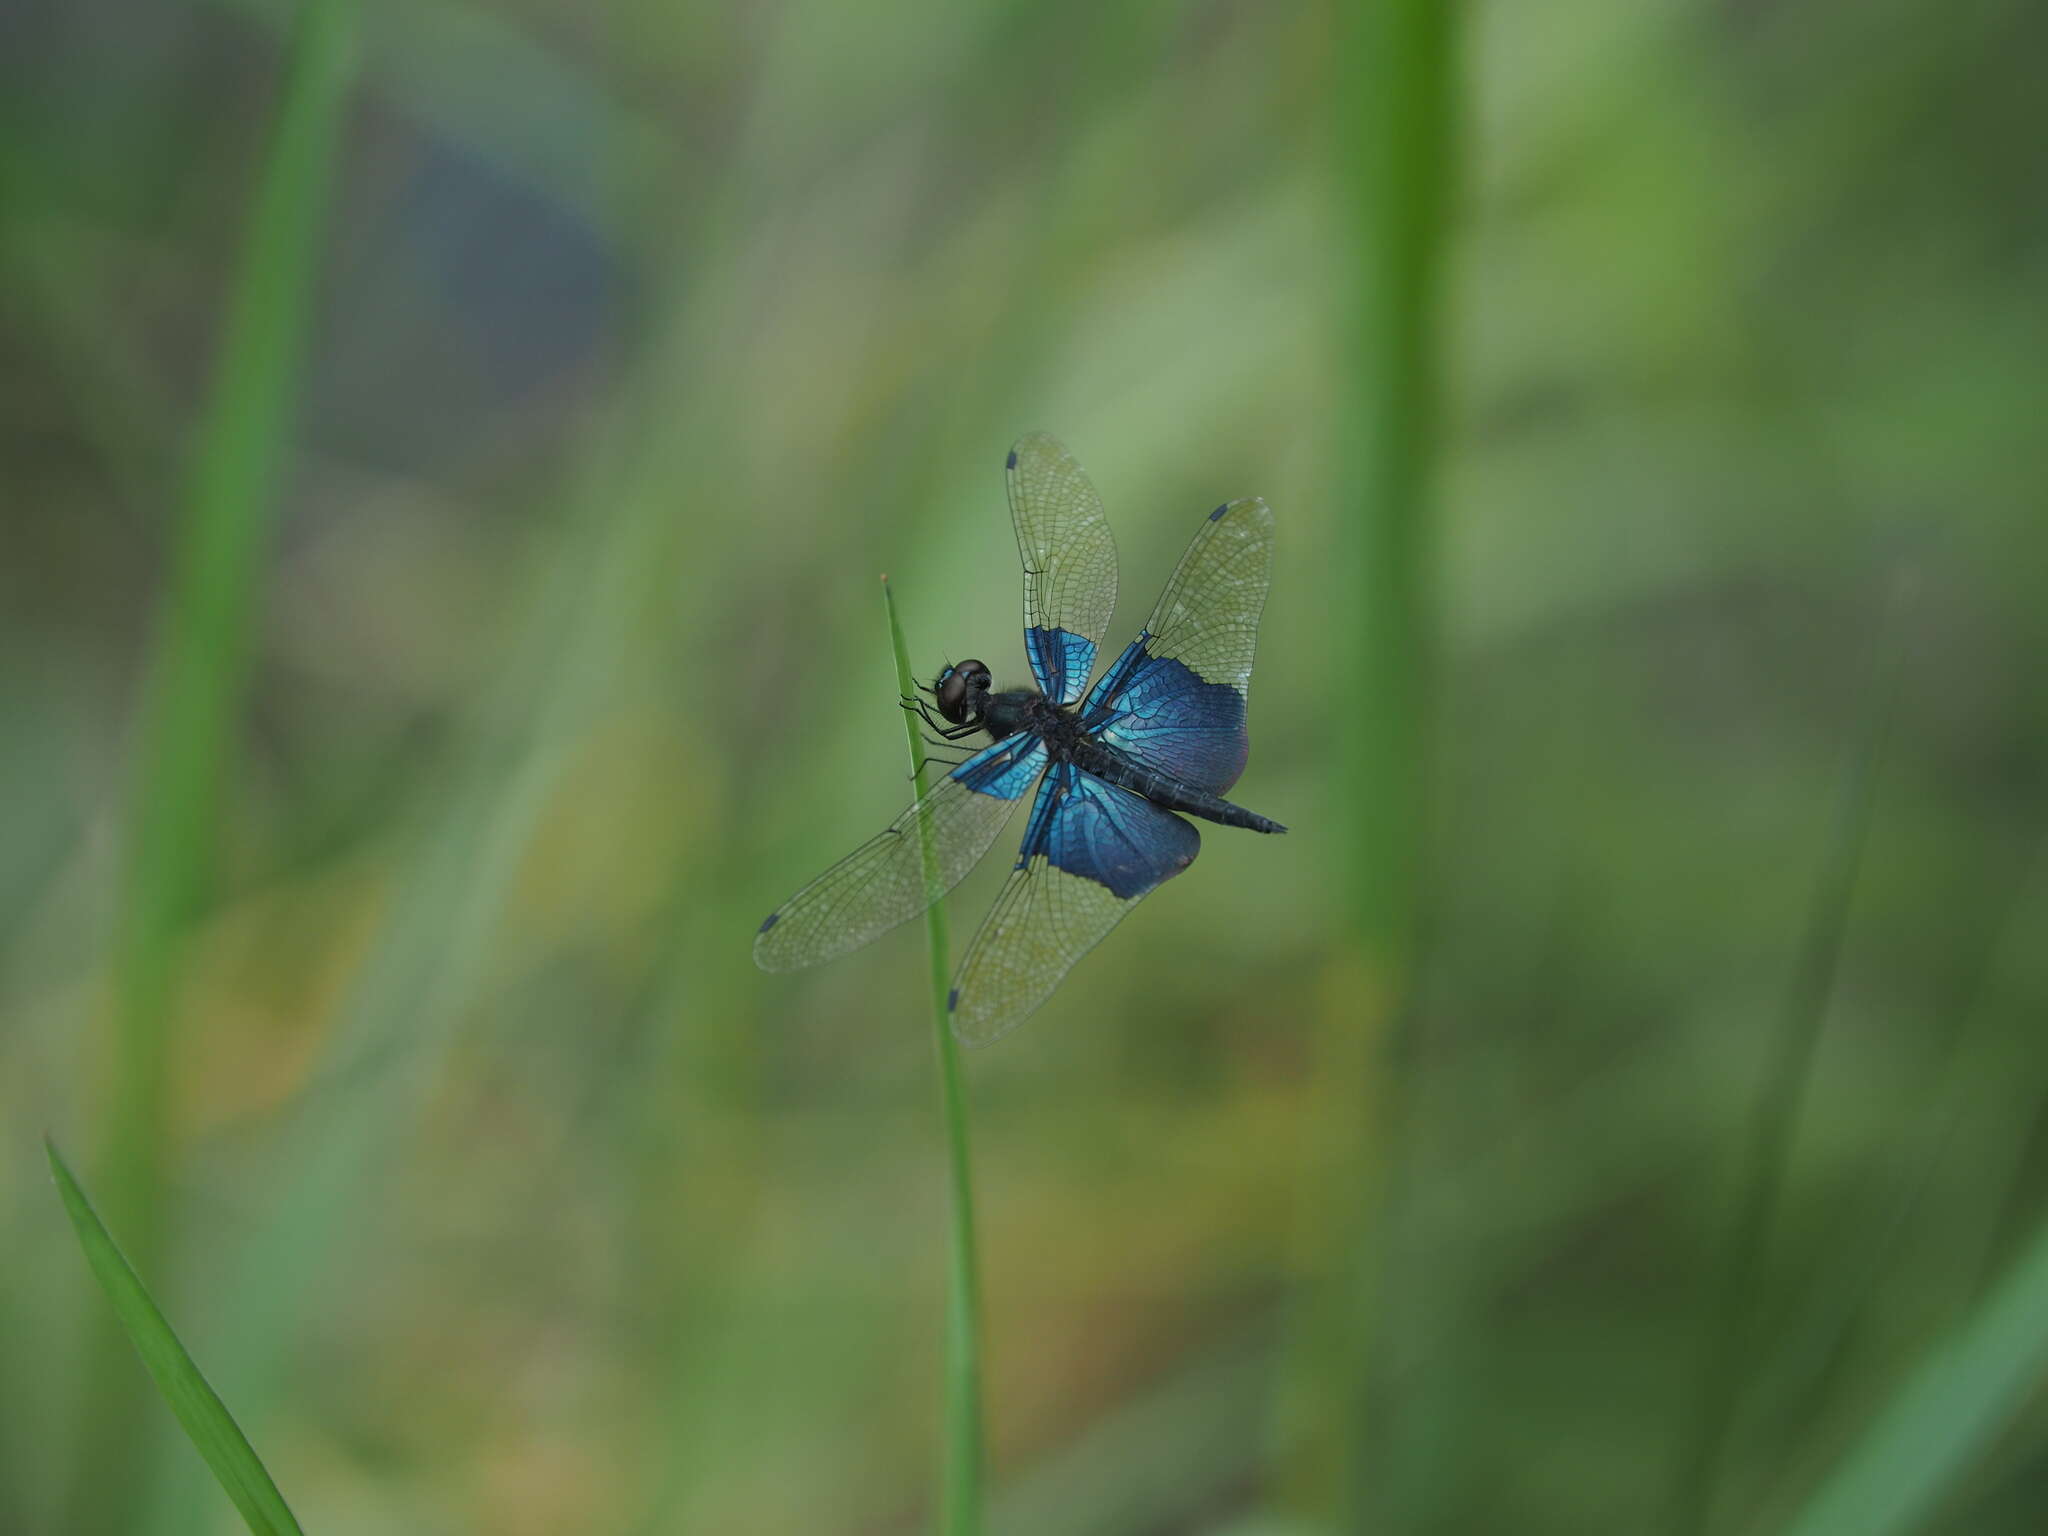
(755, 735), (1047, 972)
(1007, 433), (1118, 706)
(949, 763), (1200, 1047)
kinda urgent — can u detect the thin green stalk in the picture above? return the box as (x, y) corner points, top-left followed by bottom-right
(82, 3), (354, 1529)
(1670, 584), (1908, 1535)
(885, 577), (985, 1536)
(47, 1140), (303, 1536)
(1284, 0), (1460, 1526)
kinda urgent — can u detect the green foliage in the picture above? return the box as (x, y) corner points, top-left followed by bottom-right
(46, 1141), (303, 1536)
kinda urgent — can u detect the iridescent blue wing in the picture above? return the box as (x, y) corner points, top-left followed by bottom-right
(1007, 433), (1119, 707)
(948, 763), (1199, 1047)
(1081, 496), (1274, 793)
(755, 734), (1048, 971)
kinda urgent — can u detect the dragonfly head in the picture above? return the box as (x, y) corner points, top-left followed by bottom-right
(934, 660), (994, 727)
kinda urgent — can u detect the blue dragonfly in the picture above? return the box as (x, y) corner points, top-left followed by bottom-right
(755, 433), (1283, 1046)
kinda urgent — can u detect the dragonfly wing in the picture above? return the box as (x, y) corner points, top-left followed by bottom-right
(1007, 433), (1119, 706)
(755, 734), (1048, 972)
(1082, 496), (1274, 793)
(949, 763), (1199, 1047)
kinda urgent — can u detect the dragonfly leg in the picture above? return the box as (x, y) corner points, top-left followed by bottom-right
(899, 698), (980, 739)
(908, 752), (968, 780)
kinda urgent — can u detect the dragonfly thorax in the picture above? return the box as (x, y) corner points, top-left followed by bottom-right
(935, 660), (1073, 745)
(981, 687), (1084, 749)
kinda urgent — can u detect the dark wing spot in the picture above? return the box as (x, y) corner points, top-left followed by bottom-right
(947, 987), (961, 1011)
(1210, 502), (1229, 521)
(1006, 449), (1018, 470)
(758, 911), (780, 934)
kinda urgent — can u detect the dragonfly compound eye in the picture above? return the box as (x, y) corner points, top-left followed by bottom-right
(935, 659), (990, 725)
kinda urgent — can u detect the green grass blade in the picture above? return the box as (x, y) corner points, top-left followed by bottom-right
(46, 1140), (304, 1536)
(1783, 1208), (2048, 1536)
(1282, 0), (1461, 1525)
(99, 0), (356, 1259)
(83, 2), (355, 1526)
(885, 577), (985, 1536)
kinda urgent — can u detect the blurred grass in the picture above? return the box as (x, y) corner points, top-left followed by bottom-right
(886, 577), (986, 1534)
(78, 2), (355, 1530)
(1672, 580), (1908, 1534)
(142, 379), (719, 1536)
(1284, 0), (1462, 1526)
(47, 1139), (303, 1536)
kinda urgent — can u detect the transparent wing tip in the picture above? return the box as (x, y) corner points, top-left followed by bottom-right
(753, 912), (808, 973)
(1007, 430), (1068, 466)
(1215, 495), (1273, 527)
(949, 989), (1033, 1050)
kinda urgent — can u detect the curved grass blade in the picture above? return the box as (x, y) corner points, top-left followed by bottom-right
(1784, 1207), (2048, 1536)
(46, 1139), (304, 1536)
(884, 576), (985, 1535)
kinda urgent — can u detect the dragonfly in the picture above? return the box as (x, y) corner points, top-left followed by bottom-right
(755, 432), (1284, 1047)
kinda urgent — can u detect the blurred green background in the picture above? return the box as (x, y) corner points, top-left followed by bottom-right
(4, 0), (2045, 1532)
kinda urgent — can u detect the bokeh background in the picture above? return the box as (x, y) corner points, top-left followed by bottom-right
(4, 0), (2045, 1532)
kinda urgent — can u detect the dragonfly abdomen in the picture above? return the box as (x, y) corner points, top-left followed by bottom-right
(1069, 739), (1286, 834)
